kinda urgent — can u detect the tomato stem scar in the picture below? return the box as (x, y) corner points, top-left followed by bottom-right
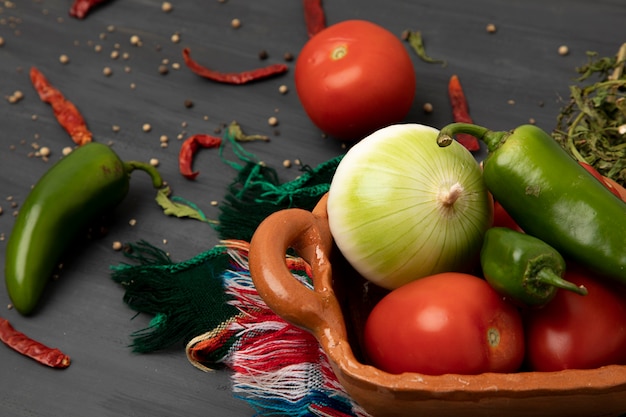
(331, 45), (348, 60)
(487, 327), (501, 347)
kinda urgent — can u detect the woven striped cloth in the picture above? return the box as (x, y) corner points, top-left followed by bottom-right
(111, 152), (371, 416)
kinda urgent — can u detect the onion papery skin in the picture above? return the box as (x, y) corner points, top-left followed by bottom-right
(327, 124), (492, 290)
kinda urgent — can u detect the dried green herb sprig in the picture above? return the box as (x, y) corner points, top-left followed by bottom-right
(553, 43), (626, 185)
(402, 30), (447, 67)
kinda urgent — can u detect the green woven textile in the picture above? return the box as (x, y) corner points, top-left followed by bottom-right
(111, 153), (343, 353)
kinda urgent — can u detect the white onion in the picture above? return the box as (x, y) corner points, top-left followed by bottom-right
(327, 124), (492, 290)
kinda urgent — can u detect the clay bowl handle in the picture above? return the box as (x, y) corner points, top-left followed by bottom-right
(249, 194), (347, 343)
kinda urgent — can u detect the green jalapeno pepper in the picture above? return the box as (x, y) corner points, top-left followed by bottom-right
(437, 123), (626, 284)
(481, 227), (587, 307)
(5, 142), (163, 315)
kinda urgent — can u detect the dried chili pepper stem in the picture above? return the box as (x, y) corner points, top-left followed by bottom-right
(227, 121), (270, 142)
(182, 48), (288, 85)
(30, 67), (92, 146)
(0, 318), (70, 368)
(404, 30), (447, 67)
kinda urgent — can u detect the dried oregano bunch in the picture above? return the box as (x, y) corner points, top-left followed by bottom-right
(553, 43), (626, 186)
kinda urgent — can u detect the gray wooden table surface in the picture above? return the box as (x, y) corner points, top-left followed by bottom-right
(0, 1), (624, 416)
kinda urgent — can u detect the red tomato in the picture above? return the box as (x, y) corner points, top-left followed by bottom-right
(492, 200), (523, 232)
(578, 161), (622, 198)
(602, 176), (626, 201)
(295, 20), (416, 141)
(524, 265), (626, 371)
(364, 272), (525, 375)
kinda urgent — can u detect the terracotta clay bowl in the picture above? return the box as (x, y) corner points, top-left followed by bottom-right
(249, 193), (626, 417)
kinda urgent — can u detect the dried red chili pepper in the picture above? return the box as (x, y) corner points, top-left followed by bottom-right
(179, 122), (269, 180)
(303, 0), (326, 38)
(0, 318), (71, 369)
(182, 48), (288, 85)
(30, 67), (92, 146)
(448, 74), (480, 151)
(179, 134), (223, 180)
(69, 0), (110, 19)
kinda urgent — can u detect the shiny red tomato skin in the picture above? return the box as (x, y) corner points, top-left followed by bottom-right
(603, 176), (626, 201)
(364, 272), (525, 375)
(295, 20), (416, 141)
(578, 161), (622, 198)
(525, 265), (626, 371)
(492, 200), (524, 232)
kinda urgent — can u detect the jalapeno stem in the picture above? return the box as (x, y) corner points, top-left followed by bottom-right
(437, 122), (509, 152)
(535, 268), (588, 296)
(123, 161), (164, 189)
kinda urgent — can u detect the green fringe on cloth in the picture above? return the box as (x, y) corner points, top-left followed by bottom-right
(216, 156), (343, 242)
(111, 148), (343, 353)
(215, 128), (343, 242)
(111, 241), (237, 353)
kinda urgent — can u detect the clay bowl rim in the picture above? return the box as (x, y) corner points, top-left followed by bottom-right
(248, 193), (626, 402)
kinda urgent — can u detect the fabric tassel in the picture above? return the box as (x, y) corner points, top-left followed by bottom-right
(110, 241), (239, 353)
(216, 154), (343, 242)
(186, 242), (371, 417)
(112, 149), (342, 352)
(207, 126), (343, 242)
(109, 144), (366, 416)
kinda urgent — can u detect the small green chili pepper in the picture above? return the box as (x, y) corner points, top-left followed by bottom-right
(481, 227), (587, 307)
(5, 142), (163, 315)
(437, 123), (626, 286)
